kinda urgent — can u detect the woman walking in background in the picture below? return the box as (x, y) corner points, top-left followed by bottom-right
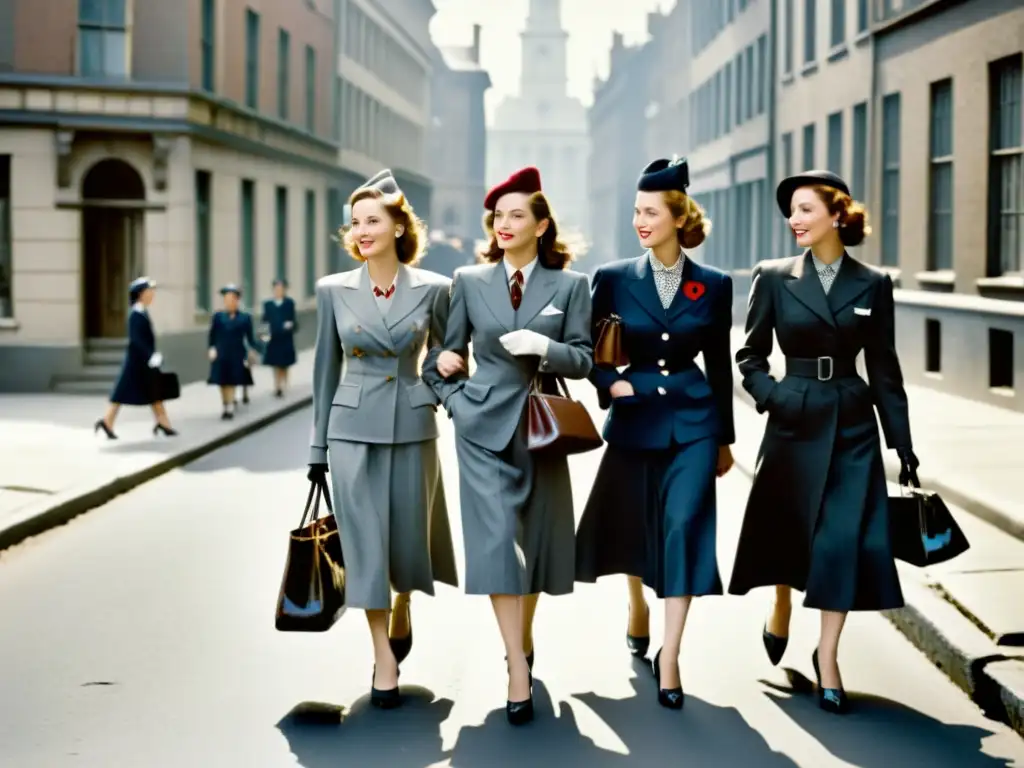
(262, 278), (298, 398)
(95, 277), (177, 439)
(207, 284), (262, 420)
(729, 170), (920, 714)
(422, 166), (593, 725)
(575, 157), (735, 710)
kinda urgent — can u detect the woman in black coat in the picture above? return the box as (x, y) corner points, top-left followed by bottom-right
(728, 171), (920, 715)
(95, 277), (177, 439)
(261, 278), (298, 398)
(207, 284), (263, 420)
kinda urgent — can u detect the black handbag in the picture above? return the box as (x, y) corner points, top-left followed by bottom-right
(889, 480), (970, 567)
(157, 371), (180, 401)
(275, 480), (346, 631)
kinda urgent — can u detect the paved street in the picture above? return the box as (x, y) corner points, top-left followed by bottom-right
(1, 400), (1023, 767)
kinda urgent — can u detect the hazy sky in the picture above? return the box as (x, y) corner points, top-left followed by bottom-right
(429, 0), (674, 124)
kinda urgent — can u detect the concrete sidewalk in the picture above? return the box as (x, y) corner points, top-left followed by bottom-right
(0, 351), (314, 552)
(728, 327), (1024, 542)
(721, 329), (1024, 736)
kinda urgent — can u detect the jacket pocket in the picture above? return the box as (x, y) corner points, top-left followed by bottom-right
(332, 382), (361, 408)
(768, 379), (807, 427)
(406, 381), (439, 408)
(461, 380), (492, 403)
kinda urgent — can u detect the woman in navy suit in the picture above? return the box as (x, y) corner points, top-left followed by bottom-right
(96, 277), (178, 439)
(576, 157), (735, 709)
(207, 284), (263, 420)
(262, 278), (298, 398)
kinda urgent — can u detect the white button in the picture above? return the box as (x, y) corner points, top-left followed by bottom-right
(657, 386), (667, 395)
(658, 359), (666, 366)
(661, 370), (669, 376)
(661, 333), (670, 341)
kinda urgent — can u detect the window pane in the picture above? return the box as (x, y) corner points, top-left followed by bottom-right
(993, 57), (1022, 150)
(929, 162), (953, 270)
(852, 102), (867, 199)
(930, 79), (953, 158)
(831, 0), (846, 47)
(882, 170), (900, 266)
(804, 0), (816, 63)
(79, 29), (104, 76)
(0, 156), (11, 318)
(827, 111), (843, 175)
(79, 0), (104, 24)
(857, 0), (868, 31)
(103, 0), (126, 25)
(997, 154), (1023, 274)
(803, 123), (815, 169)
(102, 30), (127, 78)
(784, 0), (794, 73)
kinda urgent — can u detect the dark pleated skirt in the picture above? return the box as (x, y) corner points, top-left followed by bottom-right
(576, 437), (722, 598)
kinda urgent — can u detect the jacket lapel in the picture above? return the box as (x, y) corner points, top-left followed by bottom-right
(666, 256), (699, 322)
(784, 251), (836, 328)
(384, 264), (430, 330)
(336, 264), (393, 345)
(627, 256), (669, 327)
(482, 261), (515, 333)
(826, 254), (874, 314)
(516, 265), (559, 329)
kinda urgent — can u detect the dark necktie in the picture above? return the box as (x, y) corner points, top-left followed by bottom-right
(509, 270), (524, 310)
(373, 285), (395, 299)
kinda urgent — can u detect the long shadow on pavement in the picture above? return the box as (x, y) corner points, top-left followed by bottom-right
(277, 686), (454, 767)
(762, 673), (1015, 767)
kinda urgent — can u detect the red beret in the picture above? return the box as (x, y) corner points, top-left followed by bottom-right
(484, 166), (542, 211)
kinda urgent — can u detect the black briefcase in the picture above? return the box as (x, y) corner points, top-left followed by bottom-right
(889, 484), (970, 567)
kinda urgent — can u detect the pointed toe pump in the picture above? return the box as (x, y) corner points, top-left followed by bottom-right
(626, 604), (651, 658)
(94, 419), (117, 440)
(651, 649), (684, 710)
(812, 649), (849, 715)
(370, 665), (402, 710)
(762, 624), (789, 666)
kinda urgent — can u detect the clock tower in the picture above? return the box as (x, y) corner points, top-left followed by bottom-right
(519, 0), (569, 102)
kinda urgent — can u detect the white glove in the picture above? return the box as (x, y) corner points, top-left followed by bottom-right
(208, 347), (217, 361)
(147, 351), (163, 369)
(284, 321), (294, 330)
(499, 329), (550, 358)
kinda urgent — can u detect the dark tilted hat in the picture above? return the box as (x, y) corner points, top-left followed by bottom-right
(272, 278), (288, 288)
(776, 170), (850, 216)
(128, 276), (155, 303)
(484, 166), (543, 211)
(220, 283), (242, 297)
(637, 156), (690, 193)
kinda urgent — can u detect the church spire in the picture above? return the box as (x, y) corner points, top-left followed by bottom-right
(520, 0), (568, 98)
(526, 0), (563, 31)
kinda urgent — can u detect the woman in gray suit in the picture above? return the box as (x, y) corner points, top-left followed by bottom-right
(307, 169), (458, 710)
(422, 166), (593, 725)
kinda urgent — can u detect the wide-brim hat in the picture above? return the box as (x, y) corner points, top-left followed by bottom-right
(776, 170), (850, 216)
(484, 166), (542, 211)
(637, 155), (689, 193)
(220, 284), (242, 296)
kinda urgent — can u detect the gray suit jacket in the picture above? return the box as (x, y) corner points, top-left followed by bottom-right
(421, 260), (593, 452)
(309, 263), (450, 464)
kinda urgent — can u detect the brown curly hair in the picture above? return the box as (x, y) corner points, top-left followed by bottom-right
(659, 190), (713, 249)
(342, 187), (425, 265)
(478, 191), (574, 270)
(810, 185), (871, 247)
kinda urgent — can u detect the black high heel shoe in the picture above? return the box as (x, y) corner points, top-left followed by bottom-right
(812, 648), (849, 714)
(651, 649), (684, 710)
(370, 664), (401, 709)
(389, 602), (413, 664)
(94, 419), (117, 440)
(153, 424), (178, 437)
(626, 603), (650, 658)
(762, 623), (788, 666)
(506, 660), (534, 726)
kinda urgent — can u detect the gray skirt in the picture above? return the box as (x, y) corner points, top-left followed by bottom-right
(455, 417), (576, 596)
(327, 439), (458, 610)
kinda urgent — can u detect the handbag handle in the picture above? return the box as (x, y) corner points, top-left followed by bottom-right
(298, 479), (334, 529)
(531, 372), (573, 400)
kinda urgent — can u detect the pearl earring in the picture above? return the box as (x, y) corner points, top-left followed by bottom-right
(832, 220), (839, 229)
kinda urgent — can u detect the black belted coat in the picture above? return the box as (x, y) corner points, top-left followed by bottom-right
(728, 251), (913, 612)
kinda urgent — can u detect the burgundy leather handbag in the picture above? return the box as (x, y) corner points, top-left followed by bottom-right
(527, 374), (603, 456)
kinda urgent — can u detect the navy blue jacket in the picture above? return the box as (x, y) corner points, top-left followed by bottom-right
(590, 255), (735, 450)
(207, 311), (263, 386)
(110, 308), (159, 405)
(261, 297), (298, 368)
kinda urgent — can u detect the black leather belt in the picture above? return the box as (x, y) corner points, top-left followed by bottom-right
(785, 356), (857, 381)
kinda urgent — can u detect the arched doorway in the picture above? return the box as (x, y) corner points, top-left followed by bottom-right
(81, 159), (146, 338)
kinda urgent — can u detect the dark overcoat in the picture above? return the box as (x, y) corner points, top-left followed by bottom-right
(110, 308), (159, 405)
(261, 297), (298, 368)
(728, 251), (913, 612)
(207, 311), (261, 387)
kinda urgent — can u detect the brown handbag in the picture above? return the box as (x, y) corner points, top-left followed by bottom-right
(275, 480), (347, 632)
(594, 314), (629, 367)
(527, 374), (604, 455)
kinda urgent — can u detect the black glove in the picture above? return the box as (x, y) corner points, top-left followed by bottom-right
(896, 447), (920, 487)
(307, 463), (328, 486)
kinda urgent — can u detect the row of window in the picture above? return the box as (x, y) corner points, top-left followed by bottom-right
(342, 1), (428, 108)
(693, 179), (768, 271)
(782, 0), (869, 77)
(339, 79), (425, 173)
(691, 34), (769, 148)
(692, 0), (759, 56)
(194, 172), (335, 314)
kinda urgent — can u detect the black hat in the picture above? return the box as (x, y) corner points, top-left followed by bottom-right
(128, 276), (155, 303)
(220, 284), (241, 296)
(637, 156), (690, 193)
(776, 170), (850, 216)
(272, 278), (288, 288)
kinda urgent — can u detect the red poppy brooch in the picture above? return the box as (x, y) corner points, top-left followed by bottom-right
(682, 280), (706, 301)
